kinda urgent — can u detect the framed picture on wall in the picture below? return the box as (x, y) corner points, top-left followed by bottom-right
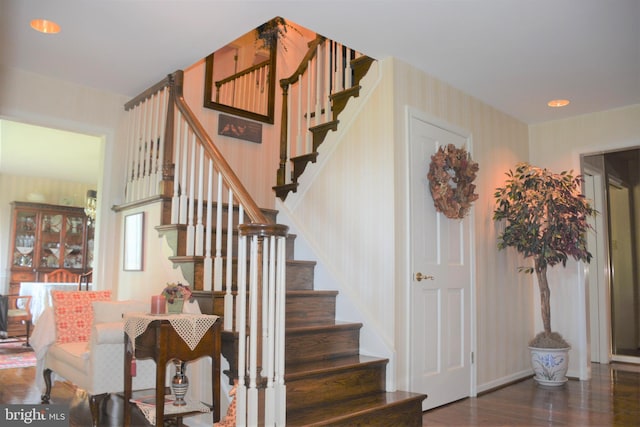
(123, 212), (144, 271)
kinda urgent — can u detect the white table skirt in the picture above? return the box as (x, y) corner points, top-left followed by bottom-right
(20, 282), (92, 324)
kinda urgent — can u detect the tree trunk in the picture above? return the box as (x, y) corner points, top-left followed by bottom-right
(534, 258), (552, 336)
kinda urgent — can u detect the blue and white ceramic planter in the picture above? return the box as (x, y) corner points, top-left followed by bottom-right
(529, 346), (570, 386)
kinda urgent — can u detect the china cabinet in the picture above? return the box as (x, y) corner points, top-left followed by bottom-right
(8, 201), (94, 294)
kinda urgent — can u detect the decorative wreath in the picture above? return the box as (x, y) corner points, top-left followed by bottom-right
(427, 144), (479, 219)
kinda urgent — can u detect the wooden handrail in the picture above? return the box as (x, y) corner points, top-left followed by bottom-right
(280, 35), (325, 88)
(170, 71), (268, 224)
(124, 75), (172, 111)
(215, 59), (271, 88)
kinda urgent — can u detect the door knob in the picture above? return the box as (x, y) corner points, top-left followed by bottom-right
(415, 272), (434, 281)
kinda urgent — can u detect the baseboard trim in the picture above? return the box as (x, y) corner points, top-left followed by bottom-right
(476, 369), (533, 395)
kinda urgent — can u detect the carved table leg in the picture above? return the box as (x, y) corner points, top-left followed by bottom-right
(41, 368), (52, 403)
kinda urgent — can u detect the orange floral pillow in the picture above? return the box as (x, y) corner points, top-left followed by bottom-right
(51, 290), (112, 343)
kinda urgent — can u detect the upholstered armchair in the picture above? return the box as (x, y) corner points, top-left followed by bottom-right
(0, 295), (32, 345)
(33, 292), (156, 427)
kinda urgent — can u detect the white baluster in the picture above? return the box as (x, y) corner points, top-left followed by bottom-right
(186, 133), (196, 255)
(155, 87), (168, 195)
(203, 160), (214, 291)
(124, 106), (135, 202)
(275, 234), (287, 426)
(264, 235), (277, 425)
(171, 116), (181, 224)
(224, 190), (234, 330)
(132, 104), (143, 202)
(247, 235), (259, 426)
(212, 173), (223, 292)
(235, 220), (247, 426)
(178, 120), (189, 224)
(345, 47), (353, 89)
(195, 145), (205, 256)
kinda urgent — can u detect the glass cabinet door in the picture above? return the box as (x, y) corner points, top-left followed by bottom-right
(12, 210), (37, 268)
(39, 214), (63, 269)
(86, 223), (95, 269)
(64, 215), (85, 269)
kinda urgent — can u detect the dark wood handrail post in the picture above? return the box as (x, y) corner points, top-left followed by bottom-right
(160, 73), (177, 198)
(277, 82), (289, 187)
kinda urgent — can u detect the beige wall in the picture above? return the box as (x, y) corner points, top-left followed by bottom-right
(390, 58), (532, 391)
(529, 104), (640, 379)
(277, 56), (533, 392)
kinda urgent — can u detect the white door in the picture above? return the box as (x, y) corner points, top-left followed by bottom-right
(408, 112), (473, 410)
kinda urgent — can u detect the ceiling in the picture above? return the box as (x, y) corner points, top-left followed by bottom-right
(1, 0), (639, 126)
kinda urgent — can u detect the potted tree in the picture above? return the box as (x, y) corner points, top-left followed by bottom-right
(493, 162), (596, 386)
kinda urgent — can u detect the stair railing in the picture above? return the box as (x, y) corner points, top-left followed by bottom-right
(215, 59), (272, 118)
(276, 35), (364, 192)
(124, 70), (288, 426)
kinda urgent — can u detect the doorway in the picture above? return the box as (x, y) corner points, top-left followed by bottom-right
(583, 148), (640, 363)
(407, 109), (474, 410)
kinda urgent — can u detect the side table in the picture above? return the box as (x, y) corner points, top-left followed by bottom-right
(123, 313), (221, 427)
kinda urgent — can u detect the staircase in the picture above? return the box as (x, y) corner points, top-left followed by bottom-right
(163, 200), (426, 425)
(122, 29), (425, 425)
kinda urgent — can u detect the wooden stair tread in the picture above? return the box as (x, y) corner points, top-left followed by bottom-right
(286, 390), (426, 427)
(285, 354), (387, 378)
(286, 321), (363, 333)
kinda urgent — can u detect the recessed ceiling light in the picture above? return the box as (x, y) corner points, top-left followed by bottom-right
(547, 99), (570, 108)
(30, 19), (61, 34)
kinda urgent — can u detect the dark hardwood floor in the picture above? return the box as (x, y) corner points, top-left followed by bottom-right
(422, 362), (640, 426)
(1, 361), (638, 426)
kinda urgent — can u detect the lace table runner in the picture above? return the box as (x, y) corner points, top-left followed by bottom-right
(123, 313), (219, 353)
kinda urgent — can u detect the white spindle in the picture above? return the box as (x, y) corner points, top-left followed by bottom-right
(275, 234), (287, 426)
(156, 87), (168, 194)
(124, 106), (135, 202)
(235, 217), (247, 427)
(204, 161), (214, 291)
(247, 235), (259, 426)
(141, 98), (151, 199)
(223, 190), (234, 330)
(264, 236), (277, 425)
(171, 116), (181, 224)
(315, 42), (322, 121)
(148, 91), (160, 196)
(345, 47), (353, 88)
(195, 145), (205, 256)
(261, 237), (270, 377)
(132, 104), (143, 202)
(296, 78), (303, 157)
(178, 121), (189, 224)
(212, 173), (223, 292)
(305, 60), (312, 153)
(324, 40), (332, 121)
(186, 133), (196, 255)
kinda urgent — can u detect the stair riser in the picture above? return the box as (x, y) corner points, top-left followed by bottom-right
(211, 293), (337, 328)
(286, 363), (386, 411)
(286, 294), (336, 326)
(286, 327), (360, 363)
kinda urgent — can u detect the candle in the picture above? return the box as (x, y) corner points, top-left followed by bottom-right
(151, 295), (166, 314)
